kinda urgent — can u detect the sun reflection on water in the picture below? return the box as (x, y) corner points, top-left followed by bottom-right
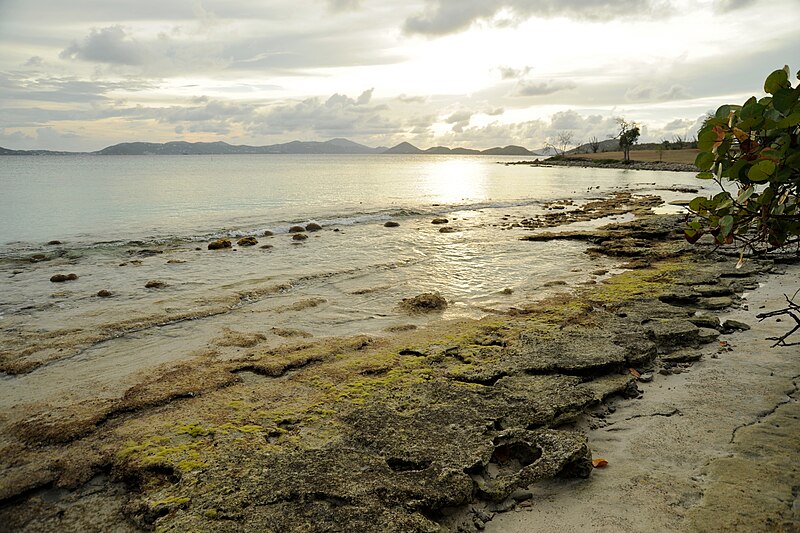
(419, 158), (488, 204)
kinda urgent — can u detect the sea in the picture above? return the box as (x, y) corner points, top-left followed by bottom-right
(0, 154), (706, 410)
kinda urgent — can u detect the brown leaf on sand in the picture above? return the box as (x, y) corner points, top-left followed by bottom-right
(592, 458), (609, 468)
(628, 367), (641, 379)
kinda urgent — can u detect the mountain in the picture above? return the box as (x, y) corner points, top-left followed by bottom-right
(2, 139), (538, 156)
(383, 142), (424, 154)
(479, 145), (534, 156)
(95, 139), (381, 156)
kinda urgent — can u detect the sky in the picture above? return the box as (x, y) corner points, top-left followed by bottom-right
(0, 0), (798, 152)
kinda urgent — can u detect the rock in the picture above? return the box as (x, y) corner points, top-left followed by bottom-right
(134, 249), (163, 256)
(305, 223), (322, 232)
(697, 327), (720, 343)
(722, 319), (751, 332)
(208, 239), (232, 250)
(510, 489), (534, 502)
(431, 217), (449, 224)
(263, 230), (274, 237)
(288, 226), (305, 233)
(145, 280), (167, 289)
(399, 292), (447, 313)
(645, 319), (700, 352)
(662, 349), (703, 363)
(543, 280), (567, 287)
(292, 233), (308, 241)
(46, 240), (62, 245)
(237, 236), (258, 247)
(260, 244), (274, 249)
(592, 269), (608, 276)
(97, 290), (112, 298)
(166, 259), (186, 264)
(688, 314), (721, 330)
(639, 372), (654, 383)
(50, 273), (78, 283)
(696, 296), (734, 310)
(384, 221), (400, 228)
(30, 254), (48, 263)
(500, 288), (513, 295)
(439, 226), (457, 233)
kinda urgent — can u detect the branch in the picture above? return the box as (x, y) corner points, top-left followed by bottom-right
(756, 293), (800, 347)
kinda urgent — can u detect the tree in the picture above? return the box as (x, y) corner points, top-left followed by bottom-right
(615, 118), (640, 161)
(589, 136), (600, 153)
(673, 134), (686, 149)
(556, 131), (574, 155)
(685, 66), (799, 258)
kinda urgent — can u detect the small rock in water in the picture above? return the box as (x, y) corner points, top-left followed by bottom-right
(292, 233), (308, 241)
(399, 292), (447, 313)
(431, 217), (449, 225)
(288, 226), (305, 233)
(50, 273), (78, 283)
(97, 289), (112, 298)
(47, 240), (62, 245)
(145, 280), (167, 289)
(500, 288), (513, 295)
(237, 236), (258, 247)
(166, 259), (186, 264)
(208, 239), (232, 250)
(263, 230), (274, 237)
(260, 244), (274, 249)
(439, 226), (457, 233)
(30, 254), (48, 263)
(305, 222), (322, 232)
(384, 221), (400, 228)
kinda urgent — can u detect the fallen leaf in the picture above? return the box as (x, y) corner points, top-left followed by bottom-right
(592, 458), (609, 468)
(719, 341), (728, 347)
(628, 368), (641, 379)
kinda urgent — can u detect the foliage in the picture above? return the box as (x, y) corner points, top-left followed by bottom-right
(685, 66), (800, 256)
(616, 118), (640, 161)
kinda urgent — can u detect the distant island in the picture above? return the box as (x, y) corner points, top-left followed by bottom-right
(0, 138), (550, 157)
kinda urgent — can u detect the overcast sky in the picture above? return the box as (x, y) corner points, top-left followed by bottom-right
(1, 0), (797, 151)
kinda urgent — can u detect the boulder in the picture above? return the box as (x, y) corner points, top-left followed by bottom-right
(50, 273), (78, 283)
(46, 240), (62, 245)
(305, 223), (323, 232)
(292, 233), (308, 241)
(263, 230), (274, 237)
(288, 226), (305, 233)
(431, 217), (449, 224)
(439, 226), (457, 233)
(384, 221), (400, 228)
(145, 280), (167, 289)
(97, 290), (112, 298)
(237, 236), (258, 247)
(208, 239), (232, 250)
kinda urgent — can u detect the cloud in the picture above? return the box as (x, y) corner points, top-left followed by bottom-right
(663, 118), (693, 130)
(515, 79), (576, 96)
(24, 56), (44, 68)
(250, 90), (400, 138)
(404, 0), (660, 36)
(326, 0), (361, 10)
(497, 65), (531, 80)
(713, 0), (757, 12)
(60, 26), (149, 66)
(625, 84), (691, 102)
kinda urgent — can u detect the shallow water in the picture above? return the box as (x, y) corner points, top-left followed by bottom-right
(0, 155), (707, 415)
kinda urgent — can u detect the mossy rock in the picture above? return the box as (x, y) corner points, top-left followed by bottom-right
(50, 273), (78, 282)
(237, 236), (258, 247)
(208, 239), (232, 250)
(288, 226), (305, 233)
(305, 223), (323, 232)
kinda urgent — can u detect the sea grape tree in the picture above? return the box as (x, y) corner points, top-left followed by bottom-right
(686, 66), (800, 257)
(616, 119), (640, 162)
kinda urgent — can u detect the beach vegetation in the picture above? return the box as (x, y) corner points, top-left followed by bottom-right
(686, 66), (799, 257)
(615, 118), (640, 161)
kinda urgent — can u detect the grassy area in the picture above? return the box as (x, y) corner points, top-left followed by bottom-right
(569, 149), (699, 165)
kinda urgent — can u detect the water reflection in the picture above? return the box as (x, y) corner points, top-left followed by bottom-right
(420, 158), (488, 204)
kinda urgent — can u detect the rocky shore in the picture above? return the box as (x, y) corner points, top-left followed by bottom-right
(1, 205), (796, 532)
(506, 157), (698, 173)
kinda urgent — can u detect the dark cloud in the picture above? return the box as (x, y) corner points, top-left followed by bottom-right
(60, 26), (149, 66)
(515, 79), (576, 96)
(404, 0), (659, 36)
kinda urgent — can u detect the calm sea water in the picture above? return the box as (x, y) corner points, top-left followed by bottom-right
(0, 154), (688, 246)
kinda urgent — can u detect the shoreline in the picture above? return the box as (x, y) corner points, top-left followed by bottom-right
(505, 157), (698, 173)
(1, 206), (797, 531)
